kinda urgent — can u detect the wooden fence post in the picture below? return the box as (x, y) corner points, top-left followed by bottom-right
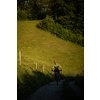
(19, 51), (21, 65)
(36, 62), (37, 71)
(43, 65), (45, 73)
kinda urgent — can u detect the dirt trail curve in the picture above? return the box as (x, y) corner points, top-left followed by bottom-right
(26, 79), (65, 100)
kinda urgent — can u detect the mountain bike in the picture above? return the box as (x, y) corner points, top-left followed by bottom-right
(52, 70), (62, 85)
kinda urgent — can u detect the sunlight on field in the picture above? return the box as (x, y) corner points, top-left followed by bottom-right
(17, 21), (84, 76)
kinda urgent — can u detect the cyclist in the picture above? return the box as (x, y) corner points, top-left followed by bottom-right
(52, 60), (62, 81)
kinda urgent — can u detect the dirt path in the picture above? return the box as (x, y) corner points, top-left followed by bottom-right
(27, 79), (65, 100)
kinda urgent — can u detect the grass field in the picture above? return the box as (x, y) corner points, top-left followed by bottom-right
(17, 20), (84, 99)
(17, 21), (84, 76)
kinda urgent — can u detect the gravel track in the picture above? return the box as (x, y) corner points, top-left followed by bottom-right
(26, 79), (65, 100)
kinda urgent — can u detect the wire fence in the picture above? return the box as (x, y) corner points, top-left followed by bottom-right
(17, 51), (55, 75)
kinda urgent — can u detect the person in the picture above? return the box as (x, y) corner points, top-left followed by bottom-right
(51, 60), (62, 81)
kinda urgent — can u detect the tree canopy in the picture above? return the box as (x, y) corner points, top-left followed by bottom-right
(17, 0), (84, 37)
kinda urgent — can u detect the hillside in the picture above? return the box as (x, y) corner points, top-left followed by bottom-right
(17, 21), (84, 76)
(17, 20), (84, 99)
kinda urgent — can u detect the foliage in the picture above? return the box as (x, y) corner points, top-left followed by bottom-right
(17, 0), (45, 20)
(17, 0), (84, 38)
(17, 8), (27, 20)
(57, 16), (71, 29)
(37, 16), (84, 46)
(56, 14), (84, 37)
(38, 15), (55, 31)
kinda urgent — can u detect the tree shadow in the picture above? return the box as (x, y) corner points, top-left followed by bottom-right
(17, 67), (57, 100)
(17, 67), (84, 100)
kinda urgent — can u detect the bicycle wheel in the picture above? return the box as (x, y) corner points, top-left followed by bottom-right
(56, 74), (58, 85)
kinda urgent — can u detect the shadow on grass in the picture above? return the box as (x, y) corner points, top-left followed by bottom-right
(17, 68), (84, 100)
(18, 71), (51, 100)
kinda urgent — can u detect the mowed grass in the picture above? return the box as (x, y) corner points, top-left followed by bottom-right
(17, 21), (84, 77)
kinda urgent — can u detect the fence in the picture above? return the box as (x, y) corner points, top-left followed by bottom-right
(17, 51), (63, 75)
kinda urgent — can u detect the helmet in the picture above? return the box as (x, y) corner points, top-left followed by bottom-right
(54, 60), (57, 63)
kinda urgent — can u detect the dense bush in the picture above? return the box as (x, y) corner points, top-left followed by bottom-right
(56, 16), (84, 38)
(37, 16), (84, 46)
(38, 15), (55, 31)
(17, 8), (27, 20)
(56, 16), (74, 30)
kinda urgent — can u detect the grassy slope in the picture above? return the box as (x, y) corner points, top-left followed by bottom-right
(17, 21), (84, 77)
(17, 21), (84, 99)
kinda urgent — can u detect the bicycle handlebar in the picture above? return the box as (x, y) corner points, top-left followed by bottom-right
(52, 69), (62, 72)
